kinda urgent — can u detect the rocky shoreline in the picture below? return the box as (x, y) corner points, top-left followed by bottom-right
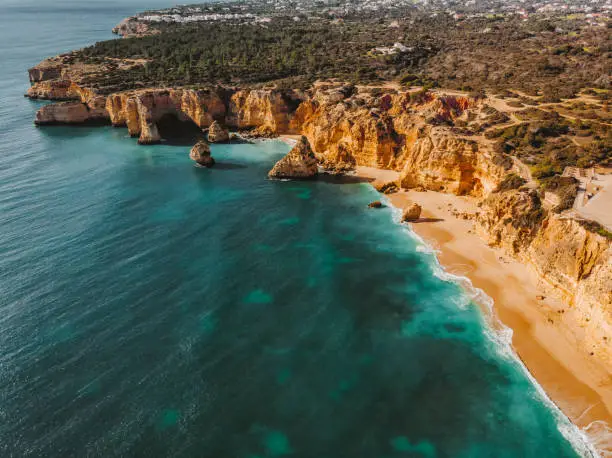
(357, 173), (612, 452)
(26, 54), (612, 451)
(26, 55), (611, 357)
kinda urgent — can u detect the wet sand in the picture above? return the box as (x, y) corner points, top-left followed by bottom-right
(356, 166), (612, 455)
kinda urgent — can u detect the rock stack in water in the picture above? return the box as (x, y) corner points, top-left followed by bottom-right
(207, 120), (230, 143)
(268, 136), (318, 179)
(190, 141), (215, 167)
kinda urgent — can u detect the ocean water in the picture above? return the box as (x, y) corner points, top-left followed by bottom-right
(0, 1), (593, 457)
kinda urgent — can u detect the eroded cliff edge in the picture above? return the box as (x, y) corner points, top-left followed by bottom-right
(27, 56), (611, 365)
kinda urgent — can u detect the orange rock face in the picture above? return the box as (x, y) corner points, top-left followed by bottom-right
(27, 80), (79, 100)
(35, 102), (108, 125)
(296, 87), (506, 196)
(477, 188), (612, 364)
(27, 69), (508, 195)
(104, 89), (227, 143)
(227, 89), (301, 134)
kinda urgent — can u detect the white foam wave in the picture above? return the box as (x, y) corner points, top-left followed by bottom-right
(583, 421), (612, 457)
(378, 188), (602, 458)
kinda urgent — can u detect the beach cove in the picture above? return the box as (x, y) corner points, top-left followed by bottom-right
(357, 165), (612, 455)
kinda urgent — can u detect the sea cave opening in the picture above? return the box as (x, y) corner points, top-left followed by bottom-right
(156, 113), (205, 146)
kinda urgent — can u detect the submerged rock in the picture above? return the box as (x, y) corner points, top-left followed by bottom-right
(207, 120), (230, 143)
(268, 136), (318, 179)
(190, 141), (215, 167)
(368, 200), (384, 208)
(402, 203), (422, 222)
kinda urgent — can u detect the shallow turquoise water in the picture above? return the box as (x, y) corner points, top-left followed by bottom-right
(0, 1), (591, 457)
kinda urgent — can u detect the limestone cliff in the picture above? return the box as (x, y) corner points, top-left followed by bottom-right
(226, 89), (301, 134)
(528, 217), (611, 365)
(477, 188), (546, 252)
(104, 89), (226, 144)
(297, 86), (507, 196)
(27, 80), (80, 100)
(396, 127), (507, 196)
(478, 188), (612, 363)
(27, 58), (302, 143)
(27, 59), (510, 192)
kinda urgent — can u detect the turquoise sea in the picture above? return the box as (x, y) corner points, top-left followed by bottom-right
(0, 1), (595, 456)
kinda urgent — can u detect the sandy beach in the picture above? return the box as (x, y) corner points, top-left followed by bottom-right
(356, 166), (612, 455)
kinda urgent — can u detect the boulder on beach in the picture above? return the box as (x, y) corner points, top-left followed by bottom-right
(368, 200), (384, 208)
(402, 203), (422, 222)
(207, 120), (230, 143)
(374, 181), (399, 194)
(268, 136), (318, 179)
(190, 140), (215, 167)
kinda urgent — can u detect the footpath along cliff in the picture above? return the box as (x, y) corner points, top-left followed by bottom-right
(27, 57), (612, 365)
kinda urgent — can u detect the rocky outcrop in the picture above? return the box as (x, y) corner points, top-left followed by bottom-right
(112, 17), (155, 37)
(190, 141), (215, 167)
(28, 64), (63, 84)
(297, 87), (507, 195)
(397, 127), (507, 196)
(477, 188), (545, 252)
(27, 80), (79, 100)
(402, 203), (422, 222)
(375, 181), (399, 194)
(268, 136), (318, 179)
(207, 121), (230, 143)
(35, 102), (108, 125)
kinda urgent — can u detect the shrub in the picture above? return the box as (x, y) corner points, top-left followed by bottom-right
(495, 173), (527, 192)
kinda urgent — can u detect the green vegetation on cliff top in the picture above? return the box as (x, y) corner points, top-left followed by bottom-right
(78, 13), (610, 98)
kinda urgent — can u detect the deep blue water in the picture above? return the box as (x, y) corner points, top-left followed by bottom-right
(0, 1), (593, 457)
